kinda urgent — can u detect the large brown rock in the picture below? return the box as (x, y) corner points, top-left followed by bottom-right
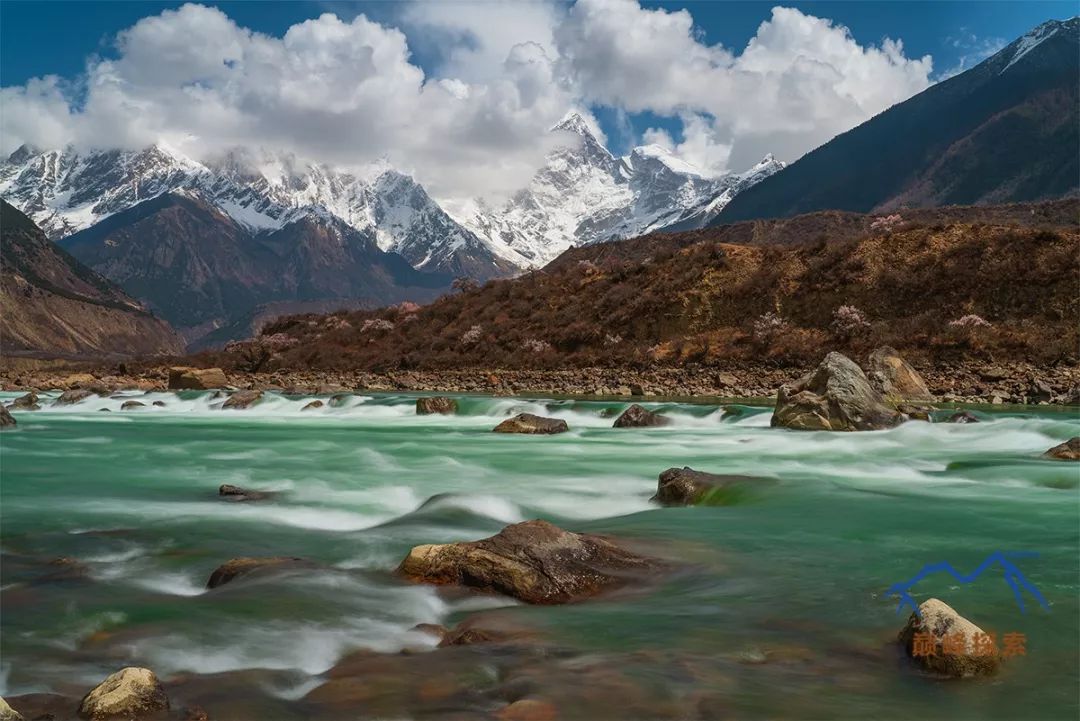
(1043, 437), (1080, 461)
(168, 367), (228, 390)
(9, 392), (39, 410)
(771, 352), (902, 431)
(54, 389), (94, 406)
(206, 557), (312, 589)
(397, 519), (658, 604)
(492, 413), (568, 435)
(612, 404), (671, 428)
(0, 695), (24, 721)
(866, 347), (934, 403)
(0, 405), (15, 430)
(898, 599), (1001, 678)
(221, 389), (264, 410)
(651, 467), (772, 506)
(416, 396), (458, 415)
(78, 667), (169, 720)
(218, 484), (274, 502)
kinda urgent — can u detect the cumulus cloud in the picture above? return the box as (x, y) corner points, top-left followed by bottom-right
(0, 0), (936, 198)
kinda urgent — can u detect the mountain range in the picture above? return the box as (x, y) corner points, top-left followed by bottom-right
(719, 17), (1079, 223)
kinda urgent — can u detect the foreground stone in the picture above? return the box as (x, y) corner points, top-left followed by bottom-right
(168, 367), (227, 390)
(416, 396), (458, 415)
(947, 411), (980, 424)
(612, 404), (670, 428)
(9, 392), (39, 411)
(120, 400), (146, 410)
(54, 388), (94, 406)
(218, 484), (274, 502)
(0, 696), (23, 721)
(897, 403), (934, 422)
(1043, 437), (1080, 461)
(221, 389), (264, 410)
(493, 413), (569, 435)
(866, 347), (934, 403)
(398, 519), (658, 604)
(206, 557), (311, 589)
(0, 406), (15, 430)
(898, 598), (1001, 678)
(651, 467), (772, 506)
(301, 400), (324, 411)
(771, 352), (902, 431)
(78, 667), (169, 720)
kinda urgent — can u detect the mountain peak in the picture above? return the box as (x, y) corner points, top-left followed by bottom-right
(551, 112), (597, 139)
(999, 15), (1079, 73)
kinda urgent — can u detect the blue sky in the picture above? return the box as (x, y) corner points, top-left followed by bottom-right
(0, 1), (1074, 197)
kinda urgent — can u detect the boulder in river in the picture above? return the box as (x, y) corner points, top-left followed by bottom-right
(218, 484), (274, 502)
(416, 396), (458, 415)
(168, 367), (228, 390)
(206, 557), (312, 589)
(397, 519), (658, 604)
(0, 696), (23, 721)
(866, 347), (934, 403)
(9, 392), (39, 411)
(771, 352), (902, 431)
(120, 400), (146, 411)
(612, 404), (670, 428)
(221, 389), (264, 410)
(896, 404), (934, 422)
(493, 413), (568, 435)
(301, 400), (324, 411)
(1043, 437), (1080, 461)
(54, 389), (94, 406)
(947, 410), (980, 424)
(152, 401), (166, 408)
(898, 598), (1001, 678)
(651, 467), (772, 506)
(0, 406), (15, 430)
(78, 666), (169, 720)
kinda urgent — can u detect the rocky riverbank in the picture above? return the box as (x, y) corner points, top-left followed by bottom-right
(1, 360), (1077, 405)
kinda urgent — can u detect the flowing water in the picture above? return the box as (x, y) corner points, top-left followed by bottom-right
(1, 391), (1077, 720)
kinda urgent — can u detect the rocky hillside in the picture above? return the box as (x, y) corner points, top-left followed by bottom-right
(719, 18), (1080, 222)
(59, 192), (452, 345)
(0, 200), (183, 358)
(206, 201), (1079, 372)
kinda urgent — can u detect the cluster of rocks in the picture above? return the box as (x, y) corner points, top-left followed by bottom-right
(1, 666), (196, 721)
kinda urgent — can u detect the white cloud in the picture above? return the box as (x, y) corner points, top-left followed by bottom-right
(0, 1), (936, 198)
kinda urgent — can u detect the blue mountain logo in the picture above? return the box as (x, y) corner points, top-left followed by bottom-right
(887, 551), (1050, 617)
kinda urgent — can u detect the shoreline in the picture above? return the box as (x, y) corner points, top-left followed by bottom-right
(2, 361), (1077, 405)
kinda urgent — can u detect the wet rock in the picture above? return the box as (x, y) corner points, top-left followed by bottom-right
(898, 598), (1001, 678)
(0, 695), (24, 721)
(866, 347), (934, 403)
(0, 406), (15, 430)
(1043, 437), (1080, 461)
(206, 557), (312, 589)
(771, 352), (902, 431)
(437, 615), (541, 648)
(301, 400), (324, 411)
(181, 706), (208, 721)
(152, 401), (166, 408)
(497, 699), (558, 721)
(947, 411), (980, 424)
(218, 484), (274, 502)
(416, 396), (458, 415)
(897, 404), (934, 422)
(168, 367), (227, 390)
(612, 404), (670, 428)
(328, 393), (352, 408)
(43, 556), (90, 582)
(54, 389), (94, 406)
(397, 519), (658, 604)
(9, 392), (39, 411)
(493, 414), (568, 435)
(78, 666), (169, 720)
(651, 467), (772, 506)
(220, 390), (263, 410)
(120, 401), (146, 411)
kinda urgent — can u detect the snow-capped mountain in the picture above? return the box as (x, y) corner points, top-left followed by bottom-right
(0, 144), (517, 279)
(448, 113), (785, 266)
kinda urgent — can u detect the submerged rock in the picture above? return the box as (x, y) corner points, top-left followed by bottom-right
(651, 467), (771, 506)
(0, 406), (15, 430)
(416, 396), (458, 415)
(301, 400), (324, 411)
(493, 414), (568, 435)
(1043, 437), (1080, 461)
(866, 347), (934, 403)
(328, 393), (352, 408)
(897, 598), (1001, 678)
(947, 411), (980, 424)
(397, 519), (658, 604)
(168, 367), (227, 390)
(221, 389), (263, 410)
(120, 400), (146, 411)
(54, 388), (93, 406)
(206, 557), (312, 589)
(897, 403), (934, 422)
(0, 696), (23, 721)
(771, 352), (902, 431)
(218, 484), (274, 502)
(78, 666), (169, 720)
(497, 699), (559, 721)
(9, 392), (39, 411)
(612, 404), (670, 428)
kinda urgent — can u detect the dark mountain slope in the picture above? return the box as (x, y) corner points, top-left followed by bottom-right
(718, 18), (1080, 222)
(0, 200), (183, 357)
